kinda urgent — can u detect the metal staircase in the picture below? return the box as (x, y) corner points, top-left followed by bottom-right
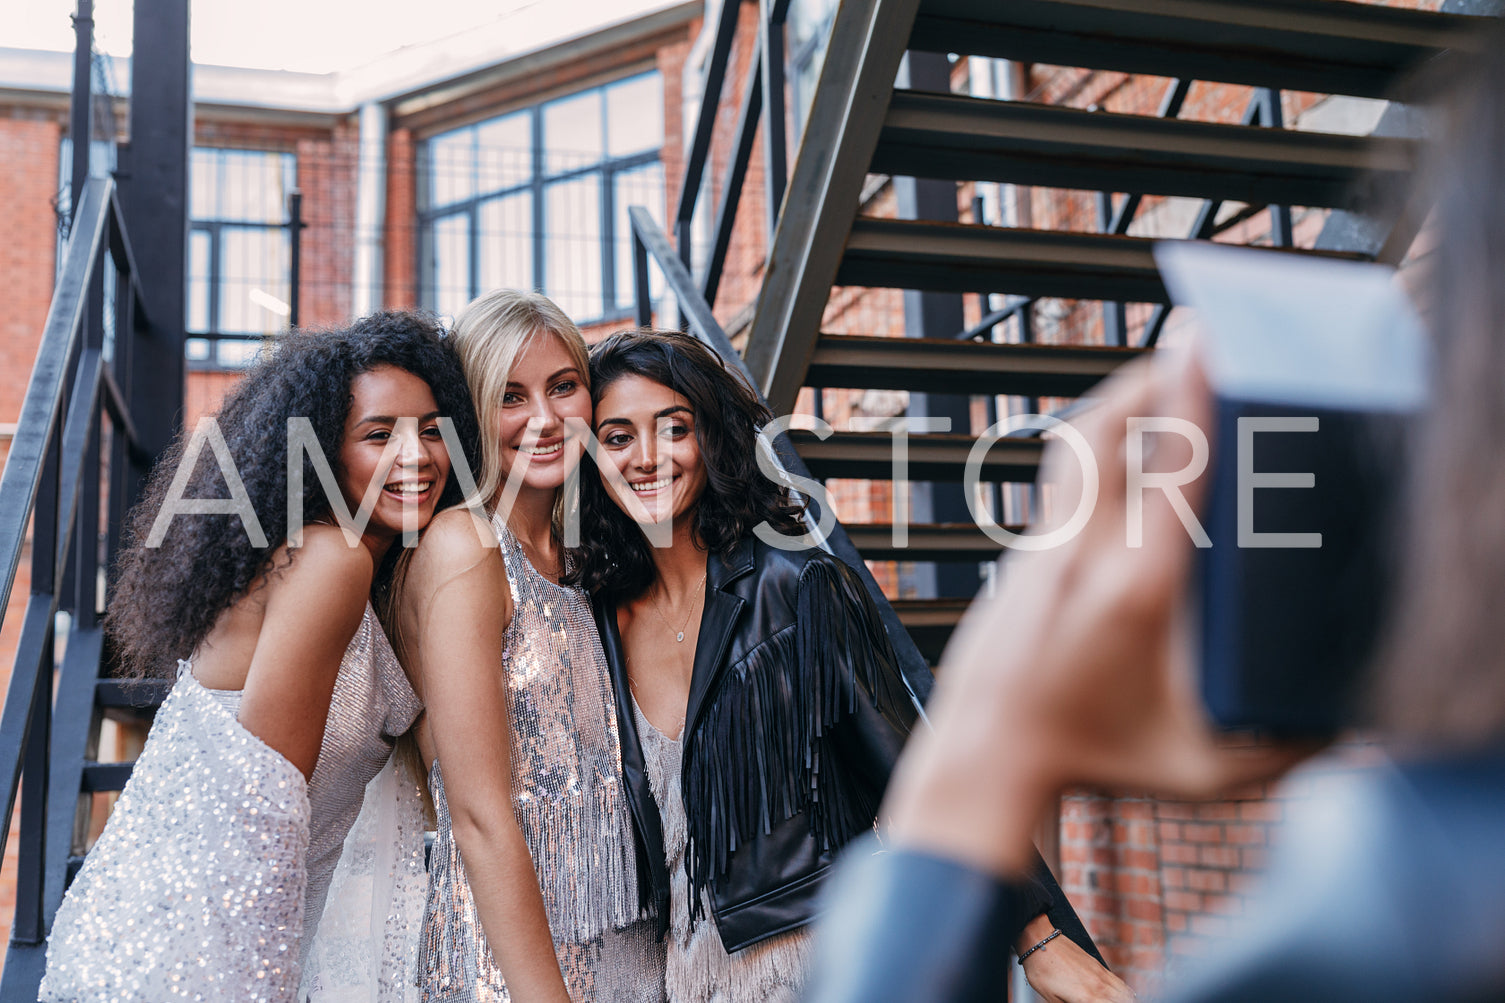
(632, 0), (1492, 675)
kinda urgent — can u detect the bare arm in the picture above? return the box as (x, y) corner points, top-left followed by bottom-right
(885, 353), (1307, 875)
(401, 509), (570, 1003)
(872, 354), (1305, 1003)
(237, 526), (373, 779)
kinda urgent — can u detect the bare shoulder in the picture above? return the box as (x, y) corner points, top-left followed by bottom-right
(261, 525), (374, 617)
(410, 507), (498, 575)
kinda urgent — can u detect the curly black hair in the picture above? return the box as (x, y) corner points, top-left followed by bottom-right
(106, 311), (481, 678)
(568, 329), (805, 600)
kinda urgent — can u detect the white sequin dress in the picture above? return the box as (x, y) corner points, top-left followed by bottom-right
(417, 520), (665, 1003)
(41, 604), (423, 1002)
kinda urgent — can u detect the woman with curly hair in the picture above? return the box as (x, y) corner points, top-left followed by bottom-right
(41, 311), (480, 1003)
(573, 329), (1129, 1003)
(390, 290), (662, 1003)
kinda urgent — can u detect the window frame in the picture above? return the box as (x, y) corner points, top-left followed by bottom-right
(417, 70), (664, 324)
(185, 146), (298, 370)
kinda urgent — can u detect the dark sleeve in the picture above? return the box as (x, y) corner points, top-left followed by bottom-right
(804, 840), (1040, 1003)
(796, 555), (1102, 962)
(798, 557), (1056, 904)
(793, 555), (919, 794)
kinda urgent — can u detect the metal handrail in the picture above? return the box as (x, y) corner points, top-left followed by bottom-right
(630, 205), (935, 707)
(0, 175), (146, 997)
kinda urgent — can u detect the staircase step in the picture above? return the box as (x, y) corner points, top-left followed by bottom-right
(908, 0), (1481, 98)
(838, 220), (1360, 301)
(894, 598), (969, 663)
(81, 761), (135, 793)
(96, 677), (171, 717)
(874, 91), (1415, 207)
(806, 334), (1144, 397)
(790, 429), (1043, 482)
(840, 220), (1167, 301)
(845, 522), (1015, 562)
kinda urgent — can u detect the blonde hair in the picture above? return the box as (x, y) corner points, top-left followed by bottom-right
(450, 289), (591, 510)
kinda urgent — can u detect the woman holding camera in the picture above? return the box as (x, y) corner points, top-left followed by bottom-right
(806, 29), (1505, 1003)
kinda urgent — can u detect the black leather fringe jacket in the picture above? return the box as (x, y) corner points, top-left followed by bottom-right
(595, 535), (1056, 952)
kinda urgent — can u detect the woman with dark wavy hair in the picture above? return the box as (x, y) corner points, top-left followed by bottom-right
(576, 329), (1129, 1003)
(41, 311), (480, 1002)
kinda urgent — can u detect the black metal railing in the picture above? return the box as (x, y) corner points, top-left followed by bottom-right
(0, 175), (149, 997)
(629, 205), (935, 706)
(965, 79), (1295, 351)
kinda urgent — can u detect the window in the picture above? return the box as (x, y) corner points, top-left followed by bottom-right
(789, 0), (840, 133)
(186, 148), (296, 368)
(419, 71), (666, 324)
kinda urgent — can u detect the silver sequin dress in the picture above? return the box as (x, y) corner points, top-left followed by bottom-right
(631, 699), (814, 1003)
(418, 519), (665, 1003)
(41, 604), (422, 1002)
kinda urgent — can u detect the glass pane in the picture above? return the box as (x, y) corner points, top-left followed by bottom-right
(613, 161), (665, 312)
(216, 339), (266, 369)
(217, 150), (289, 223)
(186, 338), (211, 361)
(543, 90), (603, 176)
(188, 229), (212, 333)
(476, 112), (533, 194)
(428, 128), (475, 209)
(431, 212), (472, 319)
(606, 73), (663, 158)
(478, 192), (534, 293)
(789, 0), (839, 130)
(544, 175), (603, 321)
(788, 0), (839, 48)
(218, 227), (291, 335)
(190, 148), (218, 219)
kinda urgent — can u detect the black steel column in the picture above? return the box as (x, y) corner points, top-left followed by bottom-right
(68, 0), (93, 220)
(893, 52), (978, 601)
(116, 0), (189, 481)
(63, 0), (100, 616)
(287, 189), (304, 329)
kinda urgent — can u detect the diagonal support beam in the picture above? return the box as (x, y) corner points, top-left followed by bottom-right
(744, 0), (922, 415)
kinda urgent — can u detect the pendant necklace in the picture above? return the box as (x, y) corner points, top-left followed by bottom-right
(648, 571), (708, 642)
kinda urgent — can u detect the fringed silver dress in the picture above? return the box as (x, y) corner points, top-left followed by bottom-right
(41, 604), (424, 1002)
(418, 520), (664, 1003)
(632, 699), (814, 1003)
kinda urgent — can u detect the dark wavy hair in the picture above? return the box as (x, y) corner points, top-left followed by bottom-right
(569, 329), (805, 600)
(106, 311), (480, 678)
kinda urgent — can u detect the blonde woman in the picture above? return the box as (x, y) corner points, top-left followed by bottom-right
(392, 291), (663, 1002)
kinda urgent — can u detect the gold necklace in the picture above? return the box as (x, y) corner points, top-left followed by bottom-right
(647, 571), (708, 643)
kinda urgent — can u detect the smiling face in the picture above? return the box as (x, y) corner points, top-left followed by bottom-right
(490, 331), (593, 498)
(337, 364), (452, 552)
(594, 374), (708, 530)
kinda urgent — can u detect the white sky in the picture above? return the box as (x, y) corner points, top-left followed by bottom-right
(9, 0), (550, 73)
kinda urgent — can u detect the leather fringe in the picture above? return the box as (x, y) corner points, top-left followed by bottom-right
(681, 557), (905, 919)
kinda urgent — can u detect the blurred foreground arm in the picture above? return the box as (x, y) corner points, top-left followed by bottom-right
(807, 353), (1309, 1003)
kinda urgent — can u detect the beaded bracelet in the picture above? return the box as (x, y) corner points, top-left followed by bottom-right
(1017, 928), (1062, 964)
